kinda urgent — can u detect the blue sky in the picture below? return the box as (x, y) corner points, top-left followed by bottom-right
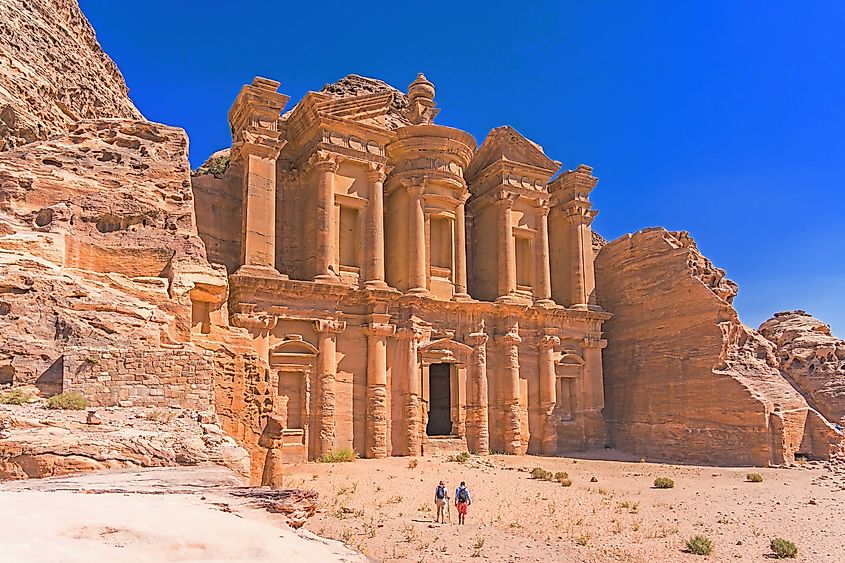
(79, 0), (845, 335)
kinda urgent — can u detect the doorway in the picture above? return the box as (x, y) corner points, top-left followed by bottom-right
(426, 363), (452, 436)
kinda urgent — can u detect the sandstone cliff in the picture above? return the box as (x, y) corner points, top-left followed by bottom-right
(0, 0), (142, 150)
(595, 228), (842, 465)
(760, 311), (845, 425)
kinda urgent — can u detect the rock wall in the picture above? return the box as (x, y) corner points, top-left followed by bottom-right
(760, 311), (845, 425)
(62, 347), (214, 410)
(595, 228), (842, 465)
(0, 0), (143, 151)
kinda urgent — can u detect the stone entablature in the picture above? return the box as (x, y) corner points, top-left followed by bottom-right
(62, 347), (214, 410)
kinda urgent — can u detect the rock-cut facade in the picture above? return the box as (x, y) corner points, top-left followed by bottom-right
(192, 74), (610, 461)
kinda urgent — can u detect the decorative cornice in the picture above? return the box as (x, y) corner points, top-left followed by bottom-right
(314, 319), (346, 334)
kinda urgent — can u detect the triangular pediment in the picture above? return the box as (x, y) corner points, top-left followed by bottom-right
(465, 126), (560, 182)
(315, 90), (396, 129)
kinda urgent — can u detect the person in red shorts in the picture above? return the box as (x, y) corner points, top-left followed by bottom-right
(454, 481), (472, 525)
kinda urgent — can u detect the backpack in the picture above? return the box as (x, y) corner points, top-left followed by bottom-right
(457, 487), (469, 503)
(436, 485), (446, 500)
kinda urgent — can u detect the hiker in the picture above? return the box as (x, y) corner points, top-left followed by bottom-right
(454, 481), (472, 525)
(434, 480), (448, 523)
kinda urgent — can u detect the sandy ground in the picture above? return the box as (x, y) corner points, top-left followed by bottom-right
(0, 467), (364, 563)
(286, 451), (845, 562)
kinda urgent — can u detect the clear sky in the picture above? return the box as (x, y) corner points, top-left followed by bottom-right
(79, 0), (845, 335)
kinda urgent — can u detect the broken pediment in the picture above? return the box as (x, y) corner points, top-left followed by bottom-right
(465, 126), (561, 183)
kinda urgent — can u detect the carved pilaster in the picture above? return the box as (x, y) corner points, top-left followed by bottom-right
(397, 326), (425, 456)
(365, 163), (391, 288)
(496, 322), (523, 455)
(314, 319), (345, 457)
(365, 316), (396, 458)
(465, 325), (489, 455)
(495, 192), (518, 302)
(310, 152), (343, 282)
(538, 334), (561, 455)
(406, 181), (428, 294)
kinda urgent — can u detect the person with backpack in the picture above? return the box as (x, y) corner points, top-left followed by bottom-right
(454, 481), (472, 525)
(434, 480), (448, 524)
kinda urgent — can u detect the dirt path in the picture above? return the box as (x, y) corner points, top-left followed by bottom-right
(287, 452), (845, 562)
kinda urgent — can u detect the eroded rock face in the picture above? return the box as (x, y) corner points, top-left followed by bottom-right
(0, 0), (143, 151)
(760, 311), (845, 425)
(595, 228), (842, 465)
(0, 119), (228, 386)
(0, 404), (250, 481)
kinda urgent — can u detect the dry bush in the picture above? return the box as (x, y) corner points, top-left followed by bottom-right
(770, 538), (798, 559)
(320, 448), (358, 463)
(575, 533), (591, 546)
(531, 467), (552, 480)
(146, 409), (177, 423)
(447, 451), (470, 463)
(747, 472), (764, 483)
(407, 458), (418, 469)
(46, 392), (88, 410)
(0, 389), (33, 405)
(653, 477), (675, 489)
(686, 535), (714, 556)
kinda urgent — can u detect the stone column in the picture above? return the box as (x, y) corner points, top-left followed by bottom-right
(496, 194), (516, 301)
(465, 327), (489, 454)
(397, 326), (423, 456)
(533, 202), (553, 305)
(365, 165), (388, 287)
(407, 183), (428, 293)
(497, 323), (522, 454)
(313, 155), (339, 282)
(580, 337), (607, 449)
(453, 195), (469, 299)
(538, 334), (560, 455)
(315, 319), (345, 457)
(366, 315), (396, 458)
(239, 146), (282, 274)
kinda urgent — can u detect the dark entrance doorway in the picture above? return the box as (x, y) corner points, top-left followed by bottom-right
(426, 363), (452, 436)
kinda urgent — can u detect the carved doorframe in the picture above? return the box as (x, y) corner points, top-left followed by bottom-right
(418, 337), (473, 438)
(269, 336), (319, 453)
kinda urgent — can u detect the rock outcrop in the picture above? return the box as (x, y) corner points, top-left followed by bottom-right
(0, 404), (250, 481)
(760, 311), (845, 425)
(595, 228), (842, 465)
(0, 0), (143, 151)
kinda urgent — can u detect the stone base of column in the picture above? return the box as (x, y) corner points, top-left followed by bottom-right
(366, 385), (389, 458)
(465, 407), (490, 455)
(364, 279), (389, 289)
(408, 286), (429, 295)
(451, 292), (472, 302)
(533, 298), (557, 307)
(234, 264), (288, 279)
(314, 272), (342, 283)
(570, 303), (604, 312)
(319, 375), (335, 458)
(540, 403), (558, 456)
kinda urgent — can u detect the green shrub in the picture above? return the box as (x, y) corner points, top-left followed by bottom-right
(0, 389), (34, 405)
(45, 392), (88, 410)
(686, 535), (714, 556)
(554, 471), (569, 482)
(747, 472), (764, 483)
(319, 448), (358, 463)
(559, 478), (572, 487)
(446, 452), (471, 463)
(653, 477), (675, 489)
(770, 538), (798, 559)
(530, 467), (552, 480)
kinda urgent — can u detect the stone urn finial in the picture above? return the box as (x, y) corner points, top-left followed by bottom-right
(406, 73), (440, 125)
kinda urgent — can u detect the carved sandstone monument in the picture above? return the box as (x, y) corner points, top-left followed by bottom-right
(1, 0), (843, 486)
(192, 74), (610, 462)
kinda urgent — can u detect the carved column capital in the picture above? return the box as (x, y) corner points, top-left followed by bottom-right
(532, 199), (551, 217)
(581, 337), (608, 350)
(231, 312), (277, 331)
(496, 323), (522, 346)
(396, 326), (425, 342)
(539, 334), (561, 349)
(314, 319), (346, 334)
(366, 163), (393, 184)
(366, 323), (396, 338)
(309, 151), (343, 173)
(495, 191), (517, 209)
(466, 331), (489, 347)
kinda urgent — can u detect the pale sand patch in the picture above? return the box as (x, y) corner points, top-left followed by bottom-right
(288, 452), (845, 562)
(0, 467), (364, 563)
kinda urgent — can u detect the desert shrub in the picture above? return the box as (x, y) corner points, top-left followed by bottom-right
(319, 448), (358, 463)
(686, 535), (714, 555)
(653, 477), (675, 489)
(554, 471), (569, 481)
(407, 458), (418, 469)
(747, 472), (764, 483)
(770, 538), (798, 559)
(559, 478), (572, 487)
(575, 533), (591, 546)
(0, 389), (33, 405)
(447, 451), (470, 463)
(530, 467), (552, 480)
(45, 392), (88, 410)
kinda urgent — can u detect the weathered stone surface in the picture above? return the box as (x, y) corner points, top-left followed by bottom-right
(595, 228), (842, 465)
(0, 0), (142, 151)
(760, 310), (845, 425)
(0, 404), (250, 481)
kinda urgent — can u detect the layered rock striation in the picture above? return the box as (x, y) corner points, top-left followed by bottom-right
(595, 228), (842, 465)
(0, 0), (143, 151)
